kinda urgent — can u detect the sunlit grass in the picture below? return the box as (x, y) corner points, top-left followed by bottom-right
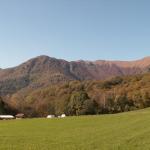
(0, 108), (150, 150)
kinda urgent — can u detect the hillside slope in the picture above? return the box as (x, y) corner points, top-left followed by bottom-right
(0, 55), (150, 95)
(6, 72), (150, 117)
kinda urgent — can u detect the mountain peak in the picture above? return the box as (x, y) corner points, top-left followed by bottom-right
(33, 55), (50, 59)
(28, 55), (53, 62)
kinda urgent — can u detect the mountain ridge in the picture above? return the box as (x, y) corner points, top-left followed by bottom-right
(0, 55), (150, 96)
(1, 55), (150, 69)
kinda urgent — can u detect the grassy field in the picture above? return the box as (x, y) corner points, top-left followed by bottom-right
(0, 109), (150, 150)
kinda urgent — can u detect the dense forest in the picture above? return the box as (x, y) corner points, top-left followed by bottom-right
(1, 72), (150, 117)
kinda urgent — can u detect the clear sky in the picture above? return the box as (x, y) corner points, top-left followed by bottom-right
(0, 0), (150, 68)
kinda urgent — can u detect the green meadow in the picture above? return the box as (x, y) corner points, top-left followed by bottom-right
(0, 109), (150, 150)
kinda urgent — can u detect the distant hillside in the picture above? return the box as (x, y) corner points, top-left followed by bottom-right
(4, 72), (150, 117)
(0, 55), (150, 95)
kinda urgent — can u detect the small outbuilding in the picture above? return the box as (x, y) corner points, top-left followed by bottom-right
(0, 115), (15, 120)
(61, 114), (66, 118)
(47, 115), (55, 119)
(15, 113), (25, 119)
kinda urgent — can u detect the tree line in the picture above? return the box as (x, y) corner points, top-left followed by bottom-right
(1, 73), (150, 117)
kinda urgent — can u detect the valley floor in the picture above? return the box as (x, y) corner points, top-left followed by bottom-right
(0, 109), (150, 150)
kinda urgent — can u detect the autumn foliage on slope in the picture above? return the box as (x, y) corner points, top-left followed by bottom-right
(2, 73), (149, 117)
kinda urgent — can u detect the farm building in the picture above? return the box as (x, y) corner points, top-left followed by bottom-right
(0, 115), (15, 120)
(58, 114), (66, 118)
(47, 115), (55, 118)
(15, 113), (25, 119)
(61, 114), (66, 118)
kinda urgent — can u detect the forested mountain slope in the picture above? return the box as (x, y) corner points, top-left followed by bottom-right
(0, 55), (150, 96)
(5, 72), (150, 117)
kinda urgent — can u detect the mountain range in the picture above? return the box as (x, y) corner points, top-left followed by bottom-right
(0, 55), (150, 95)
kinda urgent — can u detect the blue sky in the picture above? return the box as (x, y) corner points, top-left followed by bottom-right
(0, 0), (150, 68)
